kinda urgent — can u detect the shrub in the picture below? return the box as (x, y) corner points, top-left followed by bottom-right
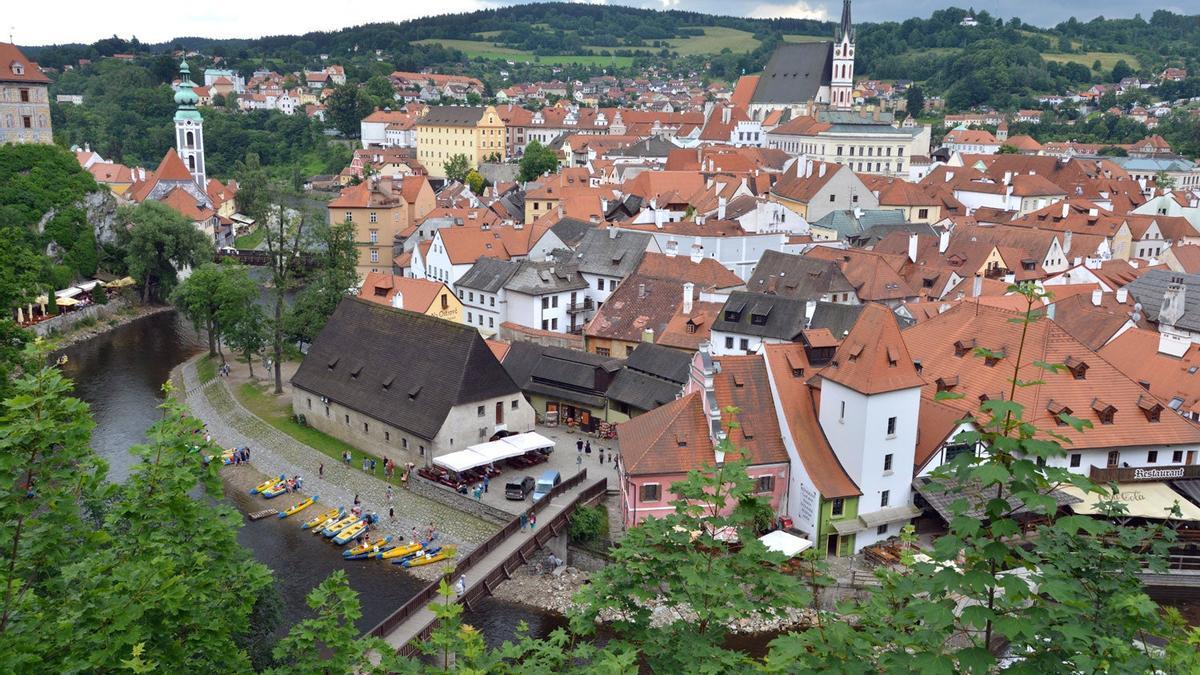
(568, 504), (608, 543)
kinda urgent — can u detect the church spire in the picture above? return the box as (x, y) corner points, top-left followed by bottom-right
(173, 60), (207, 190)
(836, 0), (854, 43)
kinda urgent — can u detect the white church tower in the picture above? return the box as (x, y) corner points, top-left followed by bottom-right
(830, 0), (855, 111)
(174, 61), (207, 190)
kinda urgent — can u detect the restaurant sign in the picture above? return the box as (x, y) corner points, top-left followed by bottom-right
(1090, 464), (1200, 483)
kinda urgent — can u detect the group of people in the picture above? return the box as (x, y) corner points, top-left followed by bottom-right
(217, 362), (231, 377)
(229, 446), (251, 465)
(411, 523), (439, 547)
(284, 475), (303, 493)
(519, 510), (538, 531)
(576, 439), (612, 465)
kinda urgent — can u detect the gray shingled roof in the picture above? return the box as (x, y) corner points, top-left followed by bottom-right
(419, 105), (487, 126)
(807, 301), (864, 339)
(504, 260), (589, 295)
(502, 342), (623, 409)
(811, 208), (908, 239)
(456, 257), (520, 293)
(1126, 269), (1200, 333)
(291, 298), (520, 440)
(608, 136), (679, 159)
(550, 217), (597, 248)
(564, 228), (653, 278)
(623, 342), (692, 384)
(711, 292), (809, 340)
(607, 370), (685, 412)
(746, 250), (856, 300)
(848, 222), (938, 248)
(751, 42), (833, 105)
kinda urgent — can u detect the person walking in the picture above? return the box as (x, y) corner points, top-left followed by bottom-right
(598, 449), (604, 464)
(370, 458), (377, 475)
(318, 462), (324, 478)
(412, 526), (420, 543)
(585, 441), (592, 455)
(389, 506), (395, 521)
(520, 512), (528, 530)
(529, 511), (537, 530)
(482, 476), (489, 493)
(576, 453), (583, 467)
(353, 493), (361, 507)
(386, 485), (394, 503)
(576, 439), (583, 453)
(454, 575), (466, 598)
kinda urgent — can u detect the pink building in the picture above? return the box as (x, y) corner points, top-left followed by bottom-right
(615, 349), (790, 529)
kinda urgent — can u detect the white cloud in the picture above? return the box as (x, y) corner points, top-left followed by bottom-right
(748, 1), (830, 20)
(659, 0), (681, 7)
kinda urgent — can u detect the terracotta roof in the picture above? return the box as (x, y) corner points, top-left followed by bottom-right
(820, 303), (925, 395)
(1004, 135), (1043, 152)
(945, 129), (999, 145)
(585, 274), (688, 343)
(763, 344), (860, 497)
(485, 339), (511, 362)
(158, 187), (215, 221)
(914, 397), (969, 472)
(88, 162), (133, 184)
(155, 148), (195, 183)
(905, 304), (1200, 450)
(436, 223), (549, 265)
(658, 301), (723, 351)
(634, 252), (743, 290)
(329, 176), (430, 209)
(711, 355), (789, 466)
(0, 43), (50, 84)
(804, 247), (916, 302)
(1046, 291), (1137, 351)
(730, 75), (759, 109)
(1100, 328), (1200, 416)
(356, 272), (451, 314)
(617, 392), (714, 475)
(771, 161), (843, 203)
(1168, 245), (1200, 274)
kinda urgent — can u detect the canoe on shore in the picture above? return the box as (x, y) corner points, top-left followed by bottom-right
(377, 541), (422, 560)
(333, 520), (369, 546)
(250, 476), (282, 494)
(260, 482), (289, 499)
(321, 515), (361, 538)
(402, 546), (456, 567)
(301, 507), (342, 530)
(344, 536), (394, 559)
(279, 495), (318, 518)
(390, 545), (436, 565)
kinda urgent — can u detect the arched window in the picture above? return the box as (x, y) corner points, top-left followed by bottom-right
(186, 131), (194, 148)
(188, 156), (195, 170)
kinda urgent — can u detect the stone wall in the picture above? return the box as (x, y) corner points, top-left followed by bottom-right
(406, 473), (513, 525)
(566, 544), (610, 572)
(31, 297), (128, 337)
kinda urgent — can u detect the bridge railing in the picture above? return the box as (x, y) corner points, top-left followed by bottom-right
(367, 469), (596, 641)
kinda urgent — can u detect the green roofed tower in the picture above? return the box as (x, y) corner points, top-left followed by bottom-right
(174, 60), (206, 189)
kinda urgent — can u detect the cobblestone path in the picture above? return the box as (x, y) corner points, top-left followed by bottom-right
(179, 357), (495, 552)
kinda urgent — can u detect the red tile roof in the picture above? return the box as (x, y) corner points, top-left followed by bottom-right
(820, 303), (926, 395)
(617, 392), (714, 475)
(0, 43), (50, 84)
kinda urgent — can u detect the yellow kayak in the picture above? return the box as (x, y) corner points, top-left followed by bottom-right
(320, 514), (360, 537)
(279, 495), (318, 519)
(250, 477), (280, 494)
(378, 541), (423, 560)
(404, 546), (456, 567)
(333, 520), (368, 545)
(302, 507), (342, 530)
(345, 535), (393, 557)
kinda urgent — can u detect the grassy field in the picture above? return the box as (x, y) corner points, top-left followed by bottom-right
(1044, 51), (1140, 71)
(782, 34), (831, 44)
(666, 26), (761, 55)
(234, 380), (399, 480)
(234, 226), (265, 250)
(197, 354), (217, 384)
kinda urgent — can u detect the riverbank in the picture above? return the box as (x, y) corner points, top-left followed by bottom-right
(48, 302), (175, 351)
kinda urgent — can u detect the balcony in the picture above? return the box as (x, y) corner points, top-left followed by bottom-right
(565, 298), (594, 314)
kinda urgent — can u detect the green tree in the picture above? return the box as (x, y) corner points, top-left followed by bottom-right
(444, 154), (471, 183)
(262, 199), (309, 394)
(905, 84), (926, 117)
(997, 143), (1021, 154)
(1155, 170), (1177, 190)
(286, 219), (357, 346)
(225, 292), (267, 379)
(211, 92), (227, 108)
(1110, 59), (1134, 83)
(121, 201), (212, 303)
(570, 422), (810, 672)
(518, 140), (559, 182)
(325, 84), (372, 138)
(267, 570), (380, 674)
(465, 169), (486, 195)
(235, 152), (271, 224)
(171, 262), (228, 357)
(363, 76), (395, 105)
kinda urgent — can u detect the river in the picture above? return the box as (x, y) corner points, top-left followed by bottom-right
(58, 310), (589, 648)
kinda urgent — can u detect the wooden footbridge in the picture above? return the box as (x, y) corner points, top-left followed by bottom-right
(367, 469), (607, 654)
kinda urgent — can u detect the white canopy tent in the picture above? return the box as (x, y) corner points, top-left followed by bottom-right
(759, 530), (813, 558)
(433, 432), (556, 473)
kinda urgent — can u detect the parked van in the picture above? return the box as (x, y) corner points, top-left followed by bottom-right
(532, 470), (561, 502)
(505, 476), (535, 501)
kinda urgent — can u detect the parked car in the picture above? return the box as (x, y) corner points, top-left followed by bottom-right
(505, 476), (535, 500)
(532, 470), (561, 502)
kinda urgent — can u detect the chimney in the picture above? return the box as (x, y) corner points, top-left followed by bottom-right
(805, 159), (814, 178)
(654, 208), (664, 229)
(1062, 230), (1072, 254)
(717, 196), (727, 220)
(818, 163), (827, 178)
(721, 106), (731, 124)
(1003, 171), (1012, 185)
(601, 198), (608, 212)
(944, 170), (954, 183)
(641, 328), (655, 343)
(1116, 287), (1128, 304)
(1091, 289), (1102, 307)
(690, 241), (704, 264)
(682, 282), (694, 315)
(1160, 279), (1186, 327)
(907, 233), (919, 263)
(391, 290), (404, 309)
(972, 274), (983, 298)
(589, 214), (599, 224)
(1087, 208), (1098, 217)
(638, 283), (646, 299)
(1061, 202), (1070, 219)
(1046, 302), (1056, 321)
(608, 224), (618, 239)
(666, 240), (677, 257)
(938, 230), (950, 254)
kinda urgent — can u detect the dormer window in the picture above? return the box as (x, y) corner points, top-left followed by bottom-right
(847, 343), (864, 362)
(886, 346), (899, 368)
(979, 392), (1005, 403)
(724, 310), (741, 322)
(1137, 395), (1163, 422)
(1064, 356), (1088, 380)
(11, 62), (24, 76)
(1091, 398), (1116, 425)
(1047, 400), (1072, 426)
(954, 338), (975, 357)
(750, 313), (768, 326)
(935, 375), (958, 392)
(983, 348), (1005, 368)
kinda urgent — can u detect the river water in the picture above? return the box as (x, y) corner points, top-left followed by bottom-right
(58, 310), (590, 647)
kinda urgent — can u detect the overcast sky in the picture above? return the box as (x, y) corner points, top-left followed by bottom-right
(9, 0), (1189, 46)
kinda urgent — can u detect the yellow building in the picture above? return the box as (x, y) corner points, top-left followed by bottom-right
(357, 272), (464, 324)
(415, 105), (505, 180)
(328, 175), (436, 276)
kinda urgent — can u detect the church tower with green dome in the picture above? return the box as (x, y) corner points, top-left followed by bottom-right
(174, 60), (206, 189)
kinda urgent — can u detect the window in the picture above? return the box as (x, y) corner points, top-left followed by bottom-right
(489, 317), (494, 328)
(1106, 450), (1120, 468)
(477, 405), (486, 417)
(640, 483), (661, 502)
(886, 417), (897, 437)
(542, 320), (549, 330)
(370, 249), (379, 263)
(490, 296), (495, 307)
(363, 422), (369, 433)
(609, 280), (617, 291)
(840, 400), (845, 421)
(1148, 450), (1158, 464)
(479, 427), (488, 438)
(369, 212), (378, 224)
(441, 295), (449, 310)
(596, 347), (610, 356)
(19, 88), (29, 102)
(829, 194), (836, 202)
(880, 490), (890, 507)
(597, 278), (604, 290)
(551, 318), (558, 330)
(402, 438), (408, 449)
(512, 399), (519, 410)
(419, 445), (425, 456)
(325, 406), (330, 417)
(306, 398), (312, 409)
(344, 414), (350, 425)
(917, 208), (929, 219)
(877, 524), (889, 536)
(831, 497), (845, 516)
(725, 337), (734, 349)
(1174, 450), (1184, 463)
(541, 297), (549, 309)
(385, 431), (390, 442)
(755, 475), (775, 493)
(22, 116), (32, 129)
(467, 311), (472, 323)
(739, 338), (749, 352)
(1069, 453), (1081, 468)
(883, 453), (893, 472)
